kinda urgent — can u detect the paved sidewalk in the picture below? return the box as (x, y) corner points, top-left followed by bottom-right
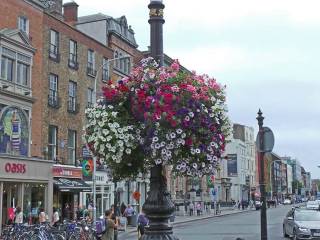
(119, 206), (255, 235)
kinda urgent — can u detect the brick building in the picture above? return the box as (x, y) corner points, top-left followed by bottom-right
(0, 0), (116, 225)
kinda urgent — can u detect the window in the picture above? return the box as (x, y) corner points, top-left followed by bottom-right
(68, 130), (76, 165)
(114, 51), (119, 69)
(87, 50), (95, 76)
(68, 81), (77, 112)
(1, 56), (14, 81)
(48, 74), (59, 107)
(114, 50), (130, 74)
(87, 88), (94, 108)
(18, 16), (29, 34)
(69, 40), (78, 69)
(102, 58), (109, 81)
(48, 125), (58, 161)
(17, 62), (29, 86)
(49, 30), (59, 60)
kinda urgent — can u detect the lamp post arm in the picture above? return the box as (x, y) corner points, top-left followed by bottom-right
(93, 55), (130, 101)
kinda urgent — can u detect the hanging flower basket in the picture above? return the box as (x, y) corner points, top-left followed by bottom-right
(84, 57), (231, 179)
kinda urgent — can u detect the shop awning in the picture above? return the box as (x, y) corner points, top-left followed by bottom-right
(53, 178), (92, 192)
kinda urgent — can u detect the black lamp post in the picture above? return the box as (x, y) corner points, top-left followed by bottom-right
(257, 109), (268, 240)
(141, 1), (178, 239)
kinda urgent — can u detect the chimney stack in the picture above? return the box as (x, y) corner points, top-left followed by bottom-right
(63, 1), (79, 25)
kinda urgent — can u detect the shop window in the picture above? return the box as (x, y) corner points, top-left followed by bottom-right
(0, 106), (29, 156)
(23, 183), (46, 223)
(67, 129), (76, 165)
(48, 125), (57, 161)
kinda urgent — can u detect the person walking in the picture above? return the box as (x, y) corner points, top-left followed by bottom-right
(196, 202), (201, 216)
(137, 211), (149, 236)
(52, 207), (60, 227)
(38, 208), (46, 224)
(14, 206), (23, 224)
(102, 210), (118, 240)
(189, 202), (194, 216)
(123, 204), (135, 225)
(110, 205), (119, 240)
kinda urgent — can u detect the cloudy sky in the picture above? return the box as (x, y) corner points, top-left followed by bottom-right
(67, 0), (320, 178)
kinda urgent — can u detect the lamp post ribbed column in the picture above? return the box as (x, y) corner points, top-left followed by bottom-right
(141, 1), (179, 239)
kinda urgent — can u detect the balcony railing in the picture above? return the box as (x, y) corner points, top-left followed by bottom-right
(68, 54), (78, 70)
(49, 44), (60, 62)
(48, 95), (61, 109)
(67, 100), (79, 114)
(87, 63), (96, 77)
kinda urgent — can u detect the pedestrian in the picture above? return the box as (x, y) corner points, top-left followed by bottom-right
(189, 202), (194, 216)
(38, 208), (46, 224)
(123, 204), (135, 225)
(137, 210), (149, 236)
(110, 205), (119, 240)
(52, 207), (60, 227)
(196, 202), (201, 216)
(63, 203), (71, 221)
(102, 210), (118, 240)
(237, 201), (241, 210)
(120, 202), (127, 216)
(14, 206), (23, 224)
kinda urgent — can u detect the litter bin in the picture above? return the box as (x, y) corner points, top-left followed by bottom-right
(130, 214), (138, 227)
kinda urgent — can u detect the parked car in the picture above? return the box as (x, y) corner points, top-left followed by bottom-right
(255, 200), (261, 210)
(284, 199), (292, 205)
(306, 201), (320, 210)
(283, 208), (320, 239)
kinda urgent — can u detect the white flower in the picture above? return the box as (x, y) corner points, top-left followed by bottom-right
(118, 128), (123, 134)
(190, 149), (196, 155)
(107, 105), (114, 109)
(106, 136), (112, 142)
(192, 163), (198, 169)
(155, 159), (162, 165)
(188, 112), (194, 118)
(153, 137), (159, 142)
(155, 143), (161, 149)
(185, 116), (190, 121)
(160, 142), (165, 147)
(125, 148), (132, 154)
(176, 129), (183, 134)
(117, 140), (124, 147)
(111, 112), (118, 117)
(181, 133), (186, 139)
(161, 149), (167, 155)
(195, 148), (201, 154)
(170, 132), (176, 139)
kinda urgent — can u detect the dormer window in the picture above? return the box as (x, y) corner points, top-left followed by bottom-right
(18, 16), (29, 35)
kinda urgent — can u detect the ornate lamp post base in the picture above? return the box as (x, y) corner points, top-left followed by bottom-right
(142, 165), (179, 240)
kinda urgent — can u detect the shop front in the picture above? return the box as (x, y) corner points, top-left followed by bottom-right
(52, 165), (91, 221)
(0, 156), (53, 232)
(80, 170), (113, 218)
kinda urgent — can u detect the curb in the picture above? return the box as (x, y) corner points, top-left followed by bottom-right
(120, 209), (253, 235)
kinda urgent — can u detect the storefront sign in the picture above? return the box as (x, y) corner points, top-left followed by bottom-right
(227, 154), (238, 177)
(53, 165), (82, 178)
(4, 162), (26, 174)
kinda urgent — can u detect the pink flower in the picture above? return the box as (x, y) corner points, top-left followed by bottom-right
(171, 60), (180, 71)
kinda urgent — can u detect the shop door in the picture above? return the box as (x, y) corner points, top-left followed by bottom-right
(2, 183), (20, 225)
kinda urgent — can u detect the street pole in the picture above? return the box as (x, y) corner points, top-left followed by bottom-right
(91, 55), (131, 226)
(142, 1), (178, 239)
(257, 109), (268, 240)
